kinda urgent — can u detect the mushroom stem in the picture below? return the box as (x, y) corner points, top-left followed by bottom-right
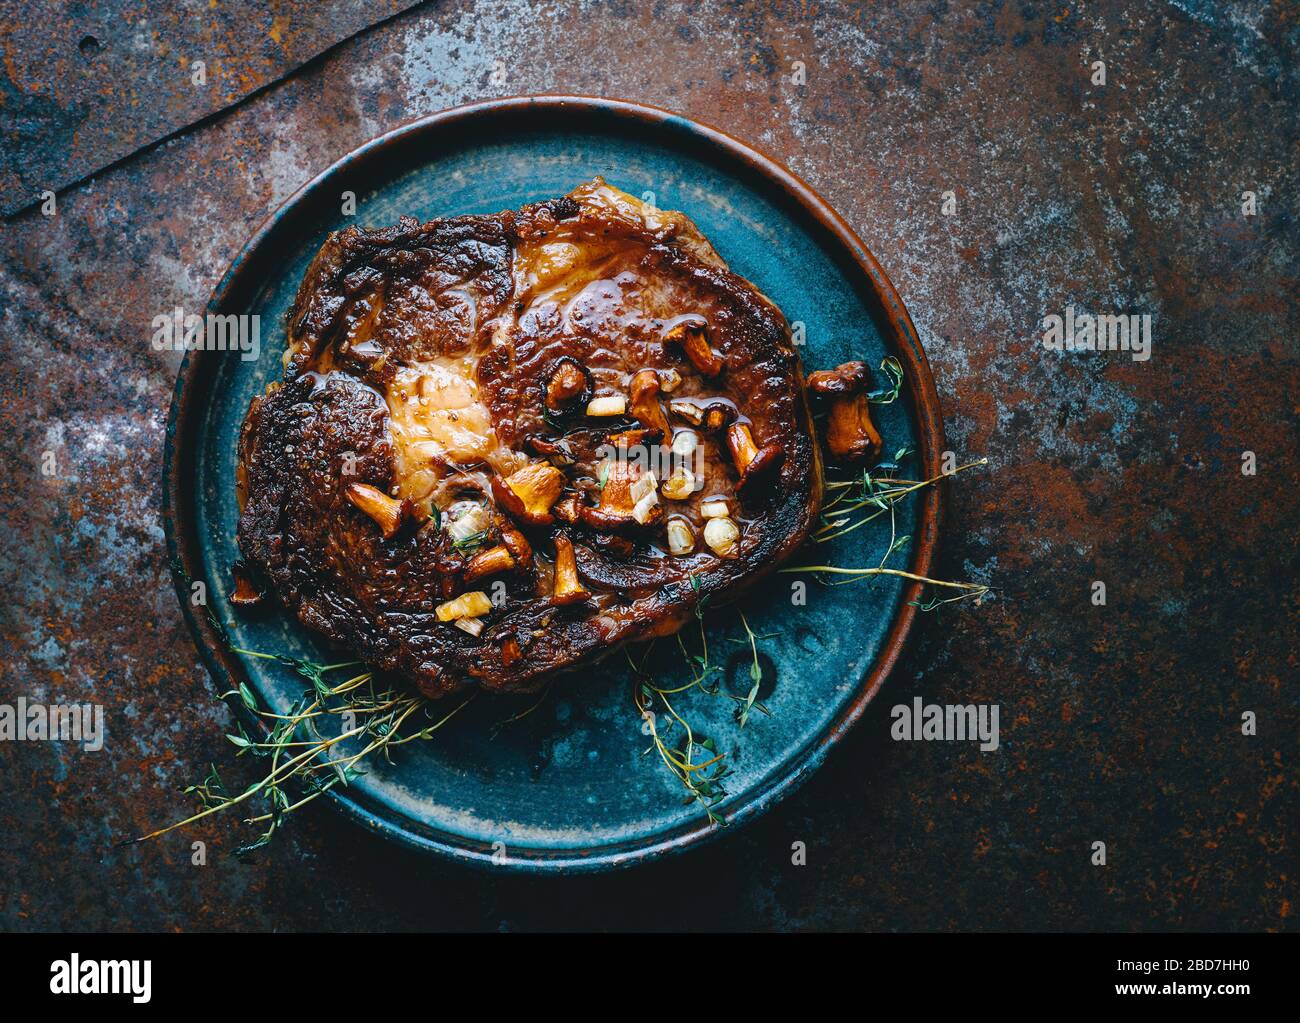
(726, 422), (759, 471)
(825, 396), (882, 463)
(726, 423), (784, 494)
(664, 320), (723, 376)
(344, 483), (409, 539)
(551, 534), (591, 605)
(463, 544), (517, 583)
(629, 369), (671, 437)
(230, 565), (264, 607)
(496, 515), (534, 569)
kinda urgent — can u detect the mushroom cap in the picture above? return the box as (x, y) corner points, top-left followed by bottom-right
(807, 361), (871, 397)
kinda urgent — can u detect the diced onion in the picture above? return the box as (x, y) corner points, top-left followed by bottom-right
(447, 502), (489, 540)
(586, 395), (628, 417)
(666, 519), (695, 555)
(632, 491), (660, 525)
(629, 470), (658, 502)
(661, 467), (696, 500)
(436, 591), (493, 621)
(671, 430), (698, 458)
(703, 516), (740, 556)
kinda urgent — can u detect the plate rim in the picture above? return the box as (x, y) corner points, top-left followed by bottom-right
(162, 94), (946, 872)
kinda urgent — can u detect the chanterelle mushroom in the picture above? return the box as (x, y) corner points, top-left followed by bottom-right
(550, 533), (590, 605)
(727, 422), (785, 494)
(664, 318), (723, 376)
(579, 459), (663, 532)
(807, 361), (883, 464)
(463, 544), (517, 583)
(629, 368), (671, 437)
(345, 483), (410, 539)
(544, 356), (592, 414)
(492, 463), (565, 525)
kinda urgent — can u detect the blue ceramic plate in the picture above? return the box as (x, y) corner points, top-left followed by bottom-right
(164, 97), (945, 871)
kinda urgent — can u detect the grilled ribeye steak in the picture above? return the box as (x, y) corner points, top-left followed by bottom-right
(236, 180), (823, 697)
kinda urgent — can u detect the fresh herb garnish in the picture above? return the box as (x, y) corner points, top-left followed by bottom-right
(131, 653), (472, 854)
(734, 611), (763, 728)
(868, 355), (904, 404)
(451, 529), (489, 552)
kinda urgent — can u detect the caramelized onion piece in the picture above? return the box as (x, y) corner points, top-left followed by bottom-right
(703, 516), (741, 557)
(586, 395), (628, 417)
(436, 590), (493, 621)
(666, 518), (695, 555)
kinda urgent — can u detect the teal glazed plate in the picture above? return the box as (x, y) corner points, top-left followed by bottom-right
(164, 96), (945, 871)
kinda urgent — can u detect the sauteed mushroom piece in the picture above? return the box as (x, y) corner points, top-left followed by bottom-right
(664, 318), (724, 376)
(579, 459), (662, 531)
(544, 356), (592, 414)
(230, 564), (264, 607)
(493, 463), (565, 525)
(629, 368), (671, 436)
(463, 544), (517, 583)
(551, 534), (591, 605)
(345, 483), (410, 539)
(726, 422), (784, 494)
(807, 361), (882, 464)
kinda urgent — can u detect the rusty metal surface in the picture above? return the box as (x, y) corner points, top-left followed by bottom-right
(0, 0), (1295, 931)
(0, 0), (422, 215)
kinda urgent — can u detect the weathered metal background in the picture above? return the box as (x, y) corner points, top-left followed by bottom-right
(0, 0), (422, 215)
(1, 0), (1295, 931)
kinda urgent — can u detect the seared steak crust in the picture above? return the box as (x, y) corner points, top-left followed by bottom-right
(237, 181), (822, 696)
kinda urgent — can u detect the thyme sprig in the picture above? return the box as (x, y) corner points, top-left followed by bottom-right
(778, 563), (990, 609)
(629, 596), (736, 824)
(451, 529), (490, 552)
(804, 449), (992, 609)
(132, 654), (471, 854)
(868, 355), (904, 404)
(734, 611), (765, 728)
(817, 457), (989, 544)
